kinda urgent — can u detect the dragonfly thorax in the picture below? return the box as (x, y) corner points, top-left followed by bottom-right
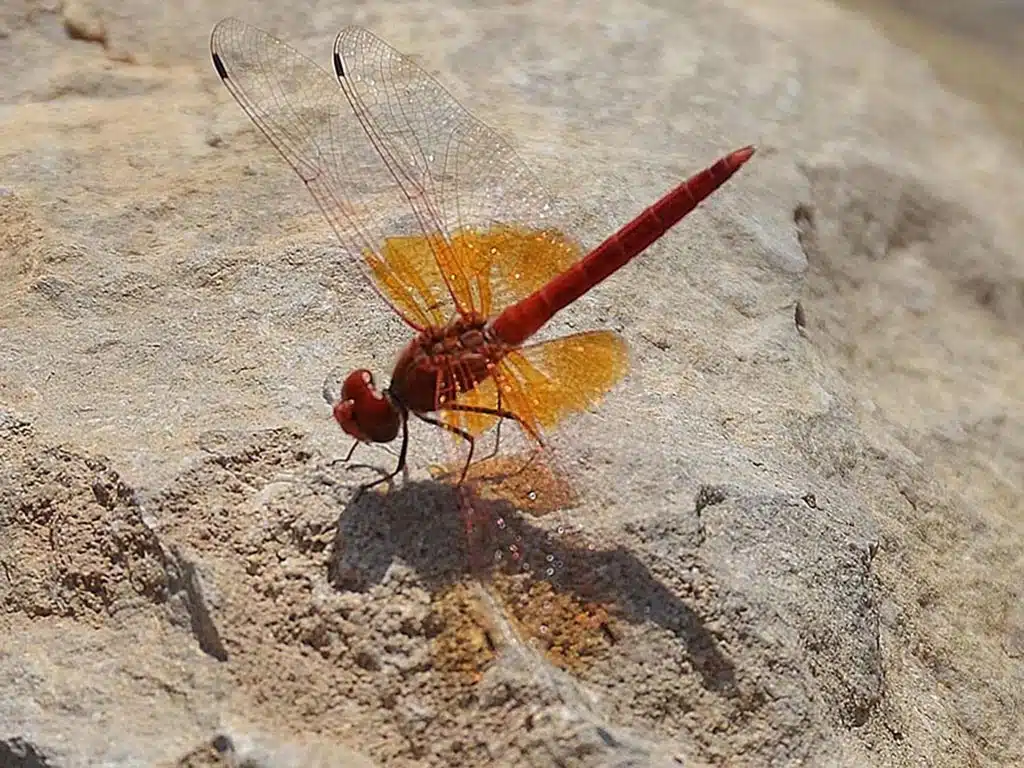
(333, 369), (402, 444)
(388, 314), (506, 415)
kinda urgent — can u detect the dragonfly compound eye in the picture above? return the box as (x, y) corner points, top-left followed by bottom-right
(335, 369), (400, 444)
(342, 368), (376, 399)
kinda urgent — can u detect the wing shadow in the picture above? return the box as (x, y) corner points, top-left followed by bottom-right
(326, 478), (737, 693)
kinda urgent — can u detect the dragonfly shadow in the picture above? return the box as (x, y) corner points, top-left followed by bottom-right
(327, 480), (737, 694)
(328, 479), (475, 589)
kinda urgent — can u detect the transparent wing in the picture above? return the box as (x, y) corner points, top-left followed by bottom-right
(334, 26), (586, 318)
(210, 17), (455, 329)
(443, 330), (630, 437)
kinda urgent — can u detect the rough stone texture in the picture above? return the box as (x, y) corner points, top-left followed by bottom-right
(1, 0), (1022, 766)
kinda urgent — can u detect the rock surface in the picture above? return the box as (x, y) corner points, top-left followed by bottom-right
(1, 0), (1021, 766)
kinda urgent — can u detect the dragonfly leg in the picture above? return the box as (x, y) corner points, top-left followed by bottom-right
(513, 443), (545, 476)
(414, 412), (477, 484)
(439, 403), (543, 451)
(353, 414), (409, 497)
(343, 439), (360, 463)
(323, 436), (362, 472)
(414, 414), (489, 565)
(443, 404), (548, 480)
(490, 386), (506, 461)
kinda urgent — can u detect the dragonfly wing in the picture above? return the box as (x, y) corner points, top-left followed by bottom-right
(210, 18), (455, 329)
(334, 27), (585, 318)
(442, 330), (629, 437)
(442, 377), (502, 437)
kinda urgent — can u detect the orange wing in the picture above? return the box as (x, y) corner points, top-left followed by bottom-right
(443, 330), (630, 438)
(372, 225), (583, 326)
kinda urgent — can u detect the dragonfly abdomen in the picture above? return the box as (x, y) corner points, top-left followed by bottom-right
(490, 145), (755, 347)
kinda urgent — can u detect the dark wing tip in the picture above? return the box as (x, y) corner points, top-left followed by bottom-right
(211, 51), (228, 81)
(333, 50), (345, 79)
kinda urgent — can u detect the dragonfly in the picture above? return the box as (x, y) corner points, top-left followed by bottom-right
(210, 18), (754, 492)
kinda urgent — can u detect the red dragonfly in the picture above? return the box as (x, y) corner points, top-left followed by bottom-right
(210, 18), (754, 491)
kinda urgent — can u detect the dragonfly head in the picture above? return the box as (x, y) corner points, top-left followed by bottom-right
(332, 369), (402, 444)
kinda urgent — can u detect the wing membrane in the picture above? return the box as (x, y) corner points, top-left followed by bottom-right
(334, 27), (586, 317)
(443, 330), (630, 437)
(214, 19), (593, 331)
(211, 18), (452, 328)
